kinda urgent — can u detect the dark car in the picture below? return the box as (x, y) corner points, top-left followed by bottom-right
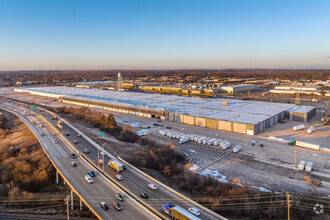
(71, 153), (77, 158)
(122, 165), (126, 170)
(65, 132), (70, 136)
(140, 193), (148, 199)
(115, 193), (124, 201)
(88, 170), (96, 177)
(41, 125), (44, 128)
(259, 143), (264, 147)
(84, 149), (90, 154)
(166, 126), (172, 129)
(100, 202), (109, 210)
(71, 162), (77, 167)
(41, 133), (44, 136)
(113, 202), (123, 211)
(77, 133), (81, 137)
(73, 140), (78, 144)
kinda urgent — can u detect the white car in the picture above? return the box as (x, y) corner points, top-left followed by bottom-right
(100, 151), (106, 156)
(85, 175), (93, 184)
(53, 140), (57, 144)
(148, 183), (157, 190)
(188, 207), (200, 216)
(116, 175), (123, 181)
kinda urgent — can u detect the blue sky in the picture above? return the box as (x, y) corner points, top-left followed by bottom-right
(0, 0), (330, 70)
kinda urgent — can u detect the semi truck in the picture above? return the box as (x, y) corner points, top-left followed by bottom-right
(109, 160), (124, 172)
(161, 203), (201, 220)
(57, 121), (63, 130)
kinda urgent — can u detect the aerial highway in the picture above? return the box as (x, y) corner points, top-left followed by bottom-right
(0, 101), (159, 220)
(1, 98), (226, 220)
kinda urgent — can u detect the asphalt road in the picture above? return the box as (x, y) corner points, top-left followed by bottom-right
(0, 102), (157, 220)
(3, 100), (224, 220)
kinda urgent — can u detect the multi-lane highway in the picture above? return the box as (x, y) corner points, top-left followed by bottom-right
(0, 101), (159, 220)
(1, 98), (226, 220)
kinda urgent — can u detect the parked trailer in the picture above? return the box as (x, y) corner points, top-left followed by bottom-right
(233, 145), (242, 153)
(179, 136), (190, 144)
(202, 138), (211, 145)
(198, 137), (206, 144)
(298, 161), (306, 170)
(295, 141), (320, 151)
(220, 141), (231, 149)
(207, 138), (217, 145)
(305, 162), (313, 172)
(214, 139), (223, 146)
(307, 127), (314, 134)
(293, 125), (305, 131)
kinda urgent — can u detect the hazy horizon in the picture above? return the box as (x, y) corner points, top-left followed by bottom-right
(1, 0), (330, 70)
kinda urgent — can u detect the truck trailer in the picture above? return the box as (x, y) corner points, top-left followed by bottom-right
(161, 203), (201, 220)
(109, 160), (124, 172)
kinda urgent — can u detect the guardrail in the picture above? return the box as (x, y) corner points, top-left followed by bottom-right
(0, 106), (104, 220)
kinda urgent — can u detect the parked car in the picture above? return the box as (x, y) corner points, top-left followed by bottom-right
(115, 193), (124, 201)
(88, 170), (96, 177)
(71, 162), (77, 167)
(140, 193), (148, 199)
(188, 207), (200, 216)
(100, 202), (108, 210)
(115, 175), (123, 181)
(148, 183), (157, 190)
(113, 202), (123, 211)
(71, 153), (77, 158)
(85, 175), (93, 184)
(84, 149), (90, 154)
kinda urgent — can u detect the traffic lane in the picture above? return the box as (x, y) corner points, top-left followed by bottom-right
(30, 113), (156, 220)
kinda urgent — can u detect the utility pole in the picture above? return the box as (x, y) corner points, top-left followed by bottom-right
(286, 192), (291, 220)
(294, 151), (296, 165)
(64, 195), (70, 220)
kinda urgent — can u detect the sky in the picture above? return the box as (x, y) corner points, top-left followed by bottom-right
(0, 0), (330, 70)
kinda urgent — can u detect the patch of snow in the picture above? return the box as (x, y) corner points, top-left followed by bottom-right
(189, 149), (197, 153)
(251, 185), (272, 193)
(190, 164), (199, 172)
(198, 169), (228, 183)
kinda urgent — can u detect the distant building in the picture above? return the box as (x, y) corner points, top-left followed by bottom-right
(221, 84), (256, 93)
(270, 85), (322, 96)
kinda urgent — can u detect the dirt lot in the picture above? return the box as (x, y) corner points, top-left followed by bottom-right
(2, 87), (330, 197)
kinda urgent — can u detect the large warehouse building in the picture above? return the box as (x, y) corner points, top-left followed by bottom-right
(14, 87), (316, 135)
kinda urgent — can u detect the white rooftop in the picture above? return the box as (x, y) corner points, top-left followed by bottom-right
(18, 87), (314, 125)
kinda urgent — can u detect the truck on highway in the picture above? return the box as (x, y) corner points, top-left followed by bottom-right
(57, 120), (63, 130)
(161, 203), (201, 220)
(109, 160), (124, 172)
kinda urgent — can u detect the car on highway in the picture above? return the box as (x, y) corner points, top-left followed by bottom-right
(71, 153), (77, 158)
(113, 202), (123, 211)
(53, 140), (57, 144)
(166, 126), (172, 129)
(148, 183), (157, 190)
(41, 125), (44, 128)
(188, 207), (200, 216)
(115, 193), (124, 201)
(65, 132), (69, 136)
(122, 165), (126, 170)
(183, 152), (189, 157)
(71, 162), (77, 167)
(115, 175), (123, 181)
(53, 132), (56, 136)
(140, 193), (148, 199)
(100, 151), (105, 156)
(77, 133), (81, 137)
(41, 133), (44, 136)
(100, 202), (109, 210)
(85, 175), (93, 184)
(73, 140), (78, 144)
(88, 170), (96, 177)
(84, 149), (90, 154)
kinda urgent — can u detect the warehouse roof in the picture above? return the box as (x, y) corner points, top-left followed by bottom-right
(17, 87), (315, 125)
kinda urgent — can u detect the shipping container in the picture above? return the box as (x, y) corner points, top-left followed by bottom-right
(293, 125), (305, 131)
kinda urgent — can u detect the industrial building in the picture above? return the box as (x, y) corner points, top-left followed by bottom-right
(14, 87), (316, 135)
(221, 84), (256, 93)
(270, 85), (322, 96)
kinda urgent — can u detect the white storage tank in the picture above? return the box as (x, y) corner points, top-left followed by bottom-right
(307, 127), (314, 134)
(298, 161), (306, 170)
(305, 162), (313, 172)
